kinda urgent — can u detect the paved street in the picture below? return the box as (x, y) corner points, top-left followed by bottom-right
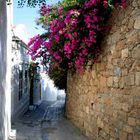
(11, 101), (88, 140)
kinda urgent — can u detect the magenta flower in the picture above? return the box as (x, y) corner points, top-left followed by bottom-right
(28, 0), (127, 81)
(64, 43), (71, 54)
(53, 53), (61, 60)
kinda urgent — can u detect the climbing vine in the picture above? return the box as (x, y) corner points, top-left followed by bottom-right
(28, 0), (126, 89)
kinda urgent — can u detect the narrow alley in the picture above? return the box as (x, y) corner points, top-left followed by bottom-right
(10, 100), (88, 140)
(1, 0), (140, 140)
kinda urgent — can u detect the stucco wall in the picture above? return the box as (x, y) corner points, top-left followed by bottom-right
(0, 0), (12, 139)
(66, 0), (140, 140)
(11, 40), (30, 121)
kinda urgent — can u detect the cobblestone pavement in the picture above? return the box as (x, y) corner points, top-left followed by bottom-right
(11, 100), (88, 140)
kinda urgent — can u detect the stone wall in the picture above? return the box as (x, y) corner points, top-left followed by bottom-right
(66, 0), (140, 140)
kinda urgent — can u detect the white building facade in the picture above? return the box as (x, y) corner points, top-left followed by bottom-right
(11, 36), (30, 121)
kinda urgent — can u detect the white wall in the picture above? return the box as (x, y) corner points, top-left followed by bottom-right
(41, 73), (66, 102)
(11, 41), (30, 121)
(41, 74), (56, 102)
(0, 0), (12, 139)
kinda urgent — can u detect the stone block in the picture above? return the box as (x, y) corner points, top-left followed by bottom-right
(132, 45), (140, 59)
(97, 117), (104, 128)
(129, 109), (139, 118)
(97, 63), (106, 71)
(120, 131), (127, 140)
(114, 102), (122, 110)
(136, 119), (140, 125)
(99, 77), (107, 88)
(122, 48), (129, 58)
(110, 128), (119, 139)
(127, 31), (139, 44)
(122, 103), (130, 112)
(106, 107), (113, 116)
(134, 126), (140, 136)
(119, 78), (125, 89)
(128, 18), (135, 30)
(118, 111), (127, 122)
(110, 137), (116, 140)
(138, 0), (140, 6)
(121, 25), (127, 32)
(85, 106), (90, 114)
(124, 59), (134, 69)
(104, 98), (112, 106)
(133, 135), (140, 140)
(122, 69), (128, 76)
(110, 44), (116, 54)
(83, 121), (88, 130)
(113, 77), (119, 88)
(132, 0), (139, 7)
(113, 76), (119, 83)
(123, 125), (133, 133)
(100, 130), (110, 140)
(114, 67), (122, 77)
(125, 74), (135, 86)
(106, 36), (112, 45)
(112, 32), (121, 44)
(116, 40), (126, 50)
(128, 117), (136, 126)
(134, 96), (140, 108)
(135, 72), (140, 86)
(127, 133), (133, 140)
(104, 125), (110, 134)
(107, 77), (113, 87)
(134, 16), (140, 29)
(91, 71), (96, 79)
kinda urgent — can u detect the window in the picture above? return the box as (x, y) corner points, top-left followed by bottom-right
(25, 70), (28, 93)
(19, 70), (23, 100)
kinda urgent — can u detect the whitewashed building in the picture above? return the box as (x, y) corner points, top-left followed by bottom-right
(11, 35), (30, 121)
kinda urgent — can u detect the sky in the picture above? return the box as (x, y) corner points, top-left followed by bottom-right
(13, 0), (60, 42)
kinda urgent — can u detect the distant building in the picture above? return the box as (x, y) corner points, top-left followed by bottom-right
(11, 36), (30, 121)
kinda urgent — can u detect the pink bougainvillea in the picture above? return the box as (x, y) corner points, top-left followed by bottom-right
(28, 0), (126, 89)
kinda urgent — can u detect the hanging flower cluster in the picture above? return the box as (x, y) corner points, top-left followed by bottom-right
(28, 0), (126, 89)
